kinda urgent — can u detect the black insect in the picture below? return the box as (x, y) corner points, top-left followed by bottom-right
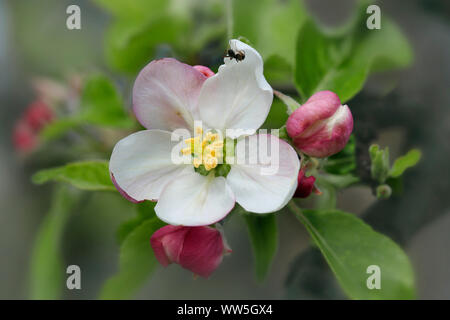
(225, 49), (245, 62)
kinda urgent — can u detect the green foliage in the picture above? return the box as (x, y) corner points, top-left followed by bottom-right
(370, 146), (421, 198)
(314, 177), (337, 210)
(325, 135), (357, 175)
(80, 75), (134, 128)
(39, 75), (133, 141)
(234, 0), (307, 66)
(290, 204), (416, 299)
(32, 161), (115, 191)
(117, 202), (158, 245)
(244, 213), (278, 282)
(100, 214), (165, 299)
(273, 90), (301, 115)
(29, 185), (80, 299)
(261, 99), (290, 130)
(264, 55), (293, 86)
(91, 0), (168, 21)
(294, 4), (413, 102)
(40, 118), (83, 141)
(105, 16), (190, 74)
(369, 144), (391, 184)
(390, 149), (422, 178)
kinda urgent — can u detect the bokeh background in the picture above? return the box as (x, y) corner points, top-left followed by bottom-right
(0, 0), (449, 299)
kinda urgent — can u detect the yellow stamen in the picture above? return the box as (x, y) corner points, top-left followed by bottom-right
(180, 127), (224, 171)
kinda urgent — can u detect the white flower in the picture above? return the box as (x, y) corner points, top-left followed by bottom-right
(110, 40), (300, 226)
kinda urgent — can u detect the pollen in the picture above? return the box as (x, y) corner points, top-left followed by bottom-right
(181, 126), (224, 171)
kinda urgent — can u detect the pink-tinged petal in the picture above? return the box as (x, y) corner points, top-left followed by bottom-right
(286, 91), (353, 158)
(197, 40), (273, 136)
(150, 225), (189, 267)
(293, 169), (316, 198)
(109, 130), (193, 202)
(226, 134), (300, 213)
(133, 58), (207, 131)
(155, 173), (235, 226)
(110, 173), (142, 204)
(179, 227), (225, 278)
(193, 65), (215, 78)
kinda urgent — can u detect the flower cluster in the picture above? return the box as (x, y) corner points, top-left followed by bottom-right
(110, 40), (353, 277)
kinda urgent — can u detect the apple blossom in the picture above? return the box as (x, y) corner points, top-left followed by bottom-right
(286, 91), (353, 158)
(150, 225), (231, 278)
(110, 39), (300, 226)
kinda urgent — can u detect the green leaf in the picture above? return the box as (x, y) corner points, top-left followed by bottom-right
(314, 177), (337, 210)
(289, 203), (416, 299)
(105, 16), (190, 74)
(390, 149), (422, 178)
(324, 135), (356, 175)
(273, 90), (301, 115)
(244, 213), (278, 282)
(32, 161), (115, 191)
(29, 185), (80, 299)
(80, 75), (134, 128)
(261, 99), (290, 130)
(294, 5), (413, 102)
(117, 202), (158, 245)
(264, 55), (293, 86)
(91, 0), (168, 21)
(100, 217), (165, 299)
(39, 118), (83, 141)
(234, 0), (307, 66)
(319, 173), (359, 189)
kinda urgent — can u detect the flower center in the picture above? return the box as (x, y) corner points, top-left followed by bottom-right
(181, 126), (224, 171)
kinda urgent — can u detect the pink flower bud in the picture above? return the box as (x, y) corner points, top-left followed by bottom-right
(193, 65), (215, 78)
(294, 169), (316, 198)
(13, 120), (37, 153)
(150, 225), (231, 278)
(286, 91), (353, 158)
(24, 100), (54, 131)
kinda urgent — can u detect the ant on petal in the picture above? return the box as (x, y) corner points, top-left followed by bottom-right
(224, 49), (245, 62)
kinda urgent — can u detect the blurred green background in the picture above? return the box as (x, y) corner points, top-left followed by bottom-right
(0, 0), (449, 299)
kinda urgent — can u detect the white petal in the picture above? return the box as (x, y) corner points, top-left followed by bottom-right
(226, 134), (300, 213)
(133, 58), (206, 131)
(109, 130), (192, 202)
(197, 39), (273, 137)
(156, 173), (235, 226)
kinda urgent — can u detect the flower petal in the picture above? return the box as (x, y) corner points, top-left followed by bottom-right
(109, 129), (192, 202)
(133, 58), (206, 131)
(155, 173), (235, 226)
(197, 40), (273, 137)
(150, 225), (189, 267)
(226, 134), (300, 213)
(179, 227), (226, 278)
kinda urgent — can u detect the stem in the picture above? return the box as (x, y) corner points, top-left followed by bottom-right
(287, 200), (307, 225)
(226, 0), (233, 40)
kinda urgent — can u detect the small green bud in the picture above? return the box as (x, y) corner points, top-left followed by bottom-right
(376, 184), (392, 199)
